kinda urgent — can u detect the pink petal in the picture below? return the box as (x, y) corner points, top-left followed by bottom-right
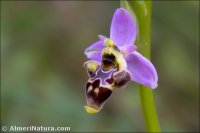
(120, 45), (137, 56)
(110, 8), (137, 46)
(98, 34), (107, 41)
(84, 40), (105, 62)
(125, 51), (158, 89)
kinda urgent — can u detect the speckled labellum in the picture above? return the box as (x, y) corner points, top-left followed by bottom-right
(84, 40), (131, 114)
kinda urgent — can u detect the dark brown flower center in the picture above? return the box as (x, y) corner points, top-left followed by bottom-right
(102, 53), (117, 71)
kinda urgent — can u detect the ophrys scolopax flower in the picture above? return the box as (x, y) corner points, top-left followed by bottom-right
(84, 8), (158, 114)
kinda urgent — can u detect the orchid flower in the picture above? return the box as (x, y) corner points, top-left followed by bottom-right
(84, 8), (158, 114)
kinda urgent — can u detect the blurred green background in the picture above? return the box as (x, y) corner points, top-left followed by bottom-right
(1, 1), (199, 132)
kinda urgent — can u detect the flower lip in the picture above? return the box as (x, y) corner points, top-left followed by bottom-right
(85, 77), (113, 113)
(85, 86), (113, 113)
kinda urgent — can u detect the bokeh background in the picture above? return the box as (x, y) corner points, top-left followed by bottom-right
(1, 1), (199, 132)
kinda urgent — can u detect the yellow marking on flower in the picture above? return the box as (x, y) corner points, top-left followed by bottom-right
(102, 46), (127, 71)
(85, 61), (99, 73)
(87, 85), (93, 93)
(113, 51), (127, 71)
(94, 88), (99, 96)
(103, 84), (115, 90)
(104, 38), (114, 47)
(84, 106), (99, 114)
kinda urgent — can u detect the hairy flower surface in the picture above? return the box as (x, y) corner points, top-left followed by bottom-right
(84, 8), (158, 114)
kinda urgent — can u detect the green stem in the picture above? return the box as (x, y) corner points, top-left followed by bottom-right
(121, 1), (160, 132)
